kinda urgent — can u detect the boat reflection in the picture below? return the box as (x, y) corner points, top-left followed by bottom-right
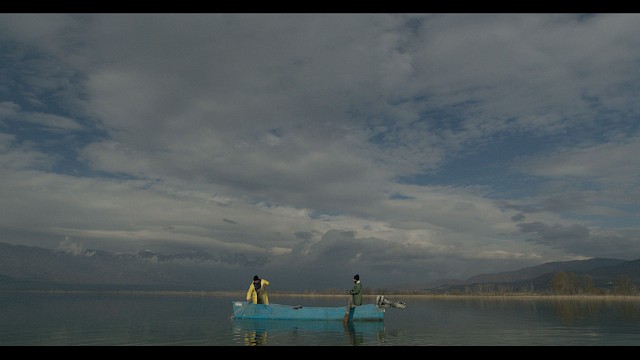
(239, 326), (268, 346)
(231, 318), (386, 346)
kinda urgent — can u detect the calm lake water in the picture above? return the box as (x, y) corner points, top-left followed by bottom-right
(1, 291), (639, 346)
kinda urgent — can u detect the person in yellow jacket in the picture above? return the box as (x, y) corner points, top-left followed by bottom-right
(246, 275), (270, 304)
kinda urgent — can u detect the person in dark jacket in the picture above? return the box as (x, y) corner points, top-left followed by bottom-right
(350, 274), (362, 306)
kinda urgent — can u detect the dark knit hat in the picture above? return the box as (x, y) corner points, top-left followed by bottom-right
(353, 274), (359, 281)
(253, 275), (260, 281)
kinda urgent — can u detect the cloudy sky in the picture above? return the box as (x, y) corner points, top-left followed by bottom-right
(1, 13), (639, 291)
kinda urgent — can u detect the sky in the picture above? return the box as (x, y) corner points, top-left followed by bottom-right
(0, 13), (639, 291)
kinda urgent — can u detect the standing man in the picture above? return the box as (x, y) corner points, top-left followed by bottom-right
(350, 274), (362, 306)
(247, 275), (270, 304)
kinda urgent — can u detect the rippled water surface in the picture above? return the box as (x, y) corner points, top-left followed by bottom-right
(1, 291), (639, 346)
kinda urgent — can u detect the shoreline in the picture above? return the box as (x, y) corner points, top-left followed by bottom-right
(2, 289), (639, 301)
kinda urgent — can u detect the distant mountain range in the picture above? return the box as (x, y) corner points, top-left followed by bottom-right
(0, 241), (251, 291)
(388, 257), (639, 293)
(1, 242), (638, 293)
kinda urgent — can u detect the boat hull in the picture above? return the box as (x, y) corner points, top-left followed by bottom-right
(231, 301), (384, 321)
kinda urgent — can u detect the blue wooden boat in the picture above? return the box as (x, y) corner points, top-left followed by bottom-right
(231, 301), (385, 321)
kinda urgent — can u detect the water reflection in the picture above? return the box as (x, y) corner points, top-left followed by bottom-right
(552, 299), (605, 324)
(342, 321), (385, 345)
(231, 319), (385, 346)
(241, 327), (268, 346)
(615, 300), (640, 321)
(551, 298), (640, 324)
(4, 292), (640, 345)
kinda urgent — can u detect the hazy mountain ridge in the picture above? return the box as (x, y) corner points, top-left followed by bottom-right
(464, 258), (627, 284)
(366, 257), (640, 293)
(418, 258), (639, 293)
(0, 242), (243, 291)
(1, 242), (638, 292)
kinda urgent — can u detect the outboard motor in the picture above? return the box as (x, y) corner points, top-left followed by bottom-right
(376, 295), (406, 309)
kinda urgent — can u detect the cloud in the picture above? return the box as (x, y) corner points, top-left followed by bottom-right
(0, 132), (54, 170)
(57, 236), (85, 256)
(520, 137), (640, 187)
(0, 102), (20, 119)
(0, 102), (83, 131)
(21, 112), (83, 130)
(520, 221), (640, 259)
(0, 14), (639, 289)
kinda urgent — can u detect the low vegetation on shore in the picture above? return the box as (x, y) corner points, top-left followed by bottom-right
(6, 289), (640, 301)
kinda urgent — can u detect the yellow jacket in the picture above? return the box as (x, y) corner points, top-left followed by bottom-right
(246, 279), (270, 304)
